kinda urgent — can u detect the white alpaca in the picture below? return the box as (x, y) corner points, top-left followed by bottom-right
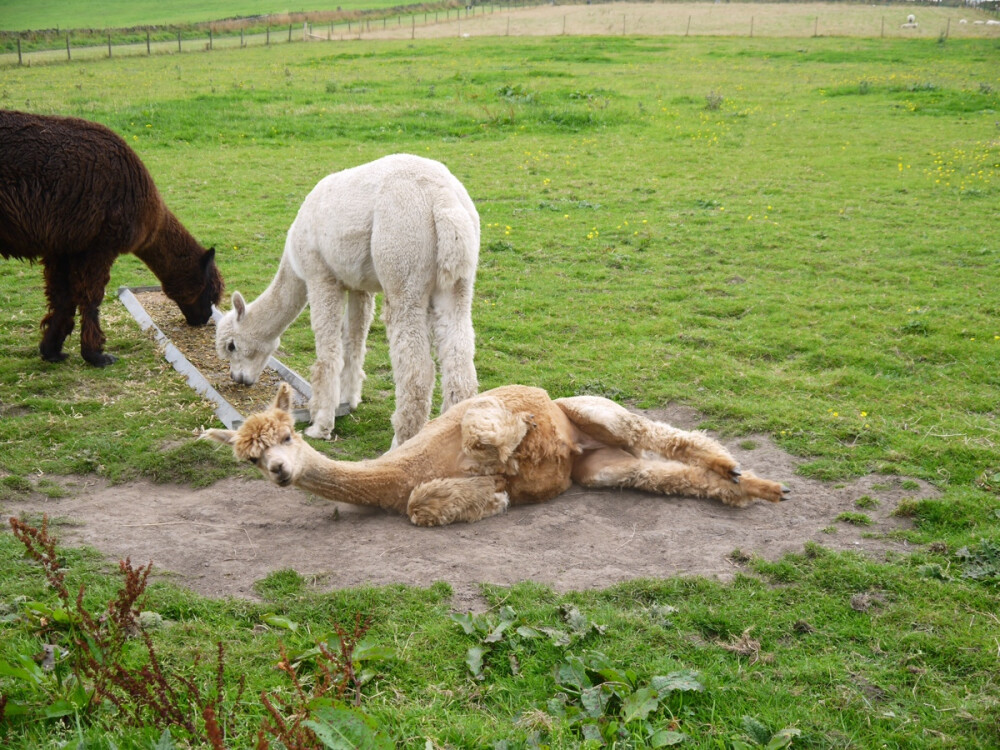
(216, 154), (480, 446)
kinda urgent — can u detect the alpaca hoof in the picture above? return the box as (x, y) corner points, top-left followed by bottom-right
(85, 352), (118, 367)
(304, 424), (332, 440)
(730, 467), (742, 484)
(781, 485), (791, 500)
(41, 350), (68, 363)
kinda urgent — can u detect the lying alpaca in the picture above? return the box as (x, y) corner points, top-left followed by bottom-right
(204, 383), (789, 527)
(215, 154), (479, 446)
(0, 110), (223, 366)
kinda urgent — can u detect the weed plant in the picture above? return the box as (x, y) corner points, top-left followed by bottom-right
(1, 31), (999, 748)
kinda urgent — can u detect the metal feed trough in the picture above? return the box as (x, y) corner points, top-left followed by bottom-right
(118, 285), (350, 429)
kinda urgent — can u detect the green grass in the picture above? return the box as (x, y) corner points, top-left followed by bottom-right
(0, 0), (414, 31)
(1, 32), (999, 748)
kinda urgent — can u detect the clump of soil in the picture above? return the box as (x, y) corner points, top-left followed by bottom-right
(135, 290), (305, 415)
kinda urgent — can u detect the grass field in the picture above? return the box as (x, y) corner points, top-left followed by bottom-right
(1, 17), (999, 749)
(0, 0), (417, 31)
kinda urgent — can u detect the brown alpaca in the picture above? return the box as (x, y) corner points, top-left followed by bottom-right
(204, 383), (789, 527)
(0, 110), (224, 366)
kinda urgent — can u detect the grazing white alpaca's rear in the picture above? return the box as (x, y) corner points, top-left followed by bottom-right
(216, 154), (479, 446)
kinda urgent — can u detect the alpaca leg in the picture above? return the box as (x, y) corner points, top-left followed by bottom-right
(339, 291), (375, 410)
(305, 280), (346, 440)
(71, 253), (116, 367)
(431, 278), (478, 413)
(407, 476), (508, 526)
(39, 261), (76, 363)
(384, 296), (435, 447)
(573, 447), (788, 508)
(556, 396), (740, 482)
(459, 395), (530, 473)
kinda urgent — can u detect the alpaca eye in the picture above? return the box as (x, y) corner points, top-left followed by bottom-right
(227, 341), (236, 353)
(283, 434), (292, 444)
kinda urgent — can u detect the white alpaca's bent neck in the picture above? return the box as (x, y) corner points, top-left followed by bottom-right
(244, 253), (308, 340)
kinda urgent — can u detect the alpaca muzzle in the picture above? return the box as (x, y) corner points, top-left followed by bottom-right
(230, 370), (258, 386)
(268, 460), (292, 487)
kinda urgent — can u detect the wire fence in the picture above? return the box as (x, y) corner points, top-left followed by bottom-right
(3, 1), (999, 67)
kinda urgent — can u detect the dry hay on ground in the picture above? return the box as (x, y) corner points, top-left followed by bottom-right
(134, 290), (304, 417)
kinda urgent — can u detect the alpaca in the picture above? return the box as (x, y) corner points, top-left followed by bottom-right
(215, 154), (479, 446)
(203, 383), (789, 527)
(0, 110), (224, 366)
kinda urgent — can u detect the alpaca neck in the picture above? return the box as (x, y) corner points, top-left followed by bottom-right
(134, 210), (202, 293)
(296, 448), (412, 515)
(244, 253), (309, 340)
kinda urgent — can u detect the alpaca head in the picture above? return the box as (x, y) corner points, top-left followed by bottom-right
(215, 291), (279, 385)
(203, 383), (306, 487)
(162, 247), (224, 327)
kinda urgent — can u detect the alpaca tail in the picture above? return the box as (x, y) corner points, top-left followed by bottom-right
(432, 190), (479, 290)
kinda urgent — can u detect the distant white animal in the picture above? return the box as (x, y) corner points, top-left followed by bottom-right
(216, 154), (480, 447)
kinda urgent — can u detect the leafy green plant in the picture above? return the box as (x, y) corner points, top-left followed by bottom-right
(730, 715), (802, 749)
(451, 604), (603, 679)
(956, 538), (1000, 584)
(545, 650), (704, 746)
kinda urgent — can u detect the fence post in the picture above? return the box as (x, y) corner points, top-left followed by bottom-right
(750, 16), (754, 38)
(107, 32), (112, 58)
(266, 25), (270, 45)
(241, 27), (245, 47)
(814, 17), (818, 38)
(177, 30), (181, 52)
(562, 15), (566, 35)
(622, 14), (626, 36)
(412, 15), (415, 39)
(881, 17), (884, 38)
(209, 29), (213, 50)
(17, 36), (21, 65)
(147, 29), (151, 55)
(686, 16), (691, 36)
(945, 17), (950, 39)
(66, 34), (71, 61)
(288, 24), (292, 42)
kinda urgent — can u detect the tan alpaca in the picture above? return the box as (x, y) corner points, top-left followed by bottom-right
(203, 383), (789, 527)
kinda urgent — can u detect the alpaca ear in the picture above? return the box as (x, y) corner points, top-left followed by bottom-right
(272, 382), (294, 413)
(201, 428), (236, 446)
(232, 291), (246, 321)
(201, 247), (216, 272)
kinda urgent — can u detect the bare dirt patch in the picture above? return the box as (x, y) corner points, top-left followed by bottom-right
(2, 404), (936, 611)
